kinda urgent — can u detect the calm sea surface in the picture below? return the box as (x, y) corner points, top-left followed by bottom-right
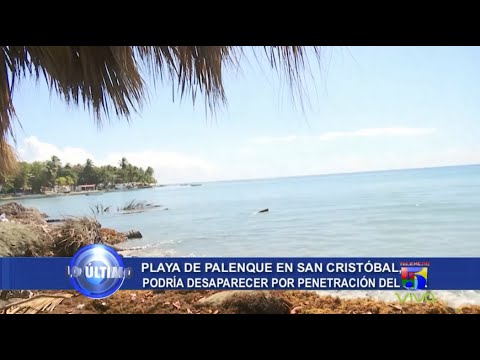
(5, 165), (480, 306)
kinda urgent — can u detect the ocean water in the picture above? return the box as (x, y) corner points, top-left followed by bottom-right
(5, 164), (480, 307)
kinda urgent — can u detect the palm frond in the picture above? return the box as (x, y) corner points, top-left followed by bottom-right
(0, 46), (323, 176)
(0, 138), (17, 178)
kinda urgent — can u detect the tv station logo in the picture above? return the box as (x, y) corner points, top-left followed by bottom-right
(400, 266), (428, 290)
(66, 244), (132, 299)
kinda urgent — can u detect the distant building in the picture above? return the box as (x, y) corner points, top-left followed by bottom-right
(54, 185), (73, 193)
(76, 184), (96, 192)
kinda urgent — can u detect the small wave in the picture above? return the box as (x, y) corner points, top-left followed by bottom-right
(120, 248), (178, 257)
(116, 241), (178, 257)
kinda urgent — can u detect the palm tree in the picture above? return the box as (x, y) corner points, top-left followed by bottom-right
(50, 155), (61, 169)
(0, 46), (322, 176)
(13, 161), (31, 191)
(46, 155), (62, 187)
(78, 159), (97, 185)
(120, 157), (129, 170)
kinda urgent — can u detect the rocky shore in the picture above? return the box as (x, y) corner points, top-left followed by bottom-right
(1, 201), (480, 314)
(0, 202), (133, 257)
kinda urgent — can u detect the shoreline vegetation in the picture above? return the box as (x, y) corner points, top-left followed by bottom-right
(1, 201), (480, 314)
(0, 183), (203, 202)
(0, 156), (157, 199)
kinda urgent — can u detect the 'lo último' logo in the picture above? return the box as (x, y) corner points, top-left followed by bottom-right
(67, 244), (132, 299)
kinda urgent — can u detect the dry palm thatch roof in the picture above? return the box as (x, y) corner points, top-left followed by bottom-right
(0, 46), (322, 176)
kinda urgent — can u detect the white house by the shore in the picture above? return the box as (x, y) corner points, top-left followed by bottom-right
(75, 184), (96, 192)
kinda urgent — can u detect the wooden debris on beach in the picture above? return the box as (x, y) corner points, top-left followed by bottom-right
(45, 218), (64, 223)
(49, 217), (102, 256)
(290, 306), (302, 314)
(210, 291), (291, 314)
(0, 290), (33, 301)
(0, 293), (73, 314)
(35, 289), (480, 315)
(172, 301), (181, 309)
(100, 228), (128, 245)
(0, 202), (47, 226)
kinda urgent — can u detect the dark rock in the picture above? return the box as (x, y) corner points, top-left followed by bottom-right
(125, 230), (143, 239)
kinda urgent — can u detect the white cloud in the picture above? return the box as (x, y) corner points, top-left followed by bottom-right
(16, 136), (220, 184)
(18, 136), (94, 165)
(15, 134), (479, 184)
(102, 151), (220, 183)
(249, 127), (436, 144)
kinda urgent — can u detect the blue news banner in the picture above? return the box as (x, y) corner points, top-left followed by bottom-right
(1, 257), (480, 291)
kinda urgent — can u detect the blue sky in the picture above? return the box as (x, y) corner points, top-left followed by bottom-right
(8, 46), (480, 183)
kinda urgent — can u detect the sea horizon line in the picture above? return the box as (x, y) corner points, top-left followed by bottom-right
(164, 162), (480, 186)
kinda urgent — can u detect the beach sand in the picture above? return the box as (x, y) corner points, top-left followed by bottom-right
(44, 289), (480, 314)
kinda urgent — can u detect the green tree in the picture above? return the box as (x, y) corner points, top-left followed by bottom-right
(145, 167), (155, 183)
(118, 158), (130, 183)
(78, 159), (98, 185)
(2, 156), (156, 194)
(29, 162), (48, 193)
(65, 176), (75, 186)
(49, 155), (61, 170)
(55, 177), (68, 186)
(13, 162), (31, 191)
(120, 157), (129, 170)
(0, 174), (14, 194)
(71, 164), (84, 185)
(58, 163), (79, 186)
(46, 155), (62, 187)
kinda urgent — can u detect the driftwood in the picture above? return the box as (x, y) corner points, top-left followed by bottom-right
(0, 293), (73, 314)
